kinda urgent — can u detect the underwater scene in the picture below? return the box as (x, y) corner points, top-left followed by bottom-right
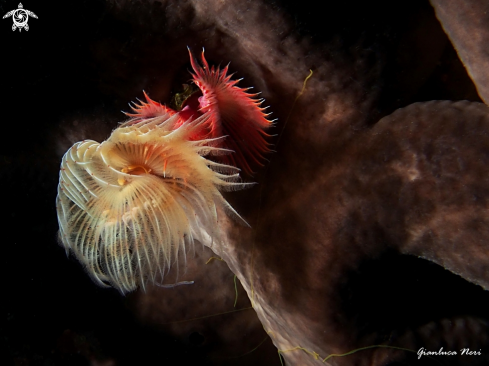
(2, 0), (489, 365)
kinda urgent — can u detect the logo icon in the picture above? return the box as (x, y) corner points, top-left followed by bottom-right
(3, 3), (37, 32)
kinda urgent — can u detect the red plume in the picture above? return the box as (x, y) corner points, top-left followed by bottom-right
(188, 48), (272, 175)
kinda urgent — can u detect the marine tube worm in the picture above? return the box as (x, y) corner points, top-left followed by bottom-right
(126, 49), (274, 175)
(56, 50), (273, 293)
(56, 111), (251, 294)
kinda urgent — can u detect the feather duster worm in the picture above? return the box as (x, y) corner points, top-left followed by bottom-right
(127, 49), (273, 175)
(56, 111), (250, 293)
(187, 49), (273, 174)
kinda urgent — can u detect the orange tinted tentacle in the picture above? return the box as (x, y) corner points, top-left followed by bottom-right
(125, 91), (177, 119)
(187, 46), (205, 79)
(200, 48), (210, 70)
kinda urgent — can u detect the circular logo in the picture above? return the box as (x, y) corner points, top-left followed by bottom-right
(12, 9), (28, 28)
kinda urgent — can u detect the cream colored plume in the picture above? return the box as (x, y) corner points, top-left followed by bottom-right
(56, 112), (249, 293)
